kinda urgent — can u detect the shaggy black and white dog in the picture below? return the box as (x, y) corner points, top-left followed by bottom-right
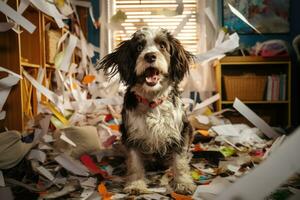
(97, 28), (196, 194)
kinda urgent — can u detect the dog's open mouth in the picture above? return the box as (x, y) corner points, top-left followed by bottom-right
(144, 67), (160, 87)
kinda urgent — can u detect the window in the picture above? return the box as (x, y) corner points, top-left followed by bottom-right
(108, 0), (200, 54)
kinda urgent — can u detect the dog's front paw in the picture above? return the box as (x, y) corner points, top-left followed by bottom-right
(124, 180), (149, 195)
(172, 180), (197, 195)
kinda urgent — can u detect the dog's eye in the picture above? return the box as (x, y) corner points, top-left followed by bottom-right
(160, 42), (166, 49)
(137, 44), (143, 51)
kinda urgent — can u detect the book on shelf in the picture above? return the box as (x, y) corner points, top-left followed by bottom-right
(266, 74), (286, 101)
(279, 74), (286, 101)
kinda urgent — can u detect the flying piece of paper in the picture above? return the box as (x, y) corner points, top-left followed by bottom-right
(0, 1), (36, 33)
(227, 3), (261, 34)
(233, 98), (279, 139)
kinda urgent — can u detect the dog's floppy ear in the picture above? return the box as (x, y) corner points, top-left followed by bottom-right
(96, 40), (135, 85)
(168, 33), (193, 83)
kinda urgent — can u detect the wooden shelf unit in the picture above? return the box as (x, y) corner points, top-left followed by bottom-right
(0, 0), (70, 131)
(215, 56), (291, 127)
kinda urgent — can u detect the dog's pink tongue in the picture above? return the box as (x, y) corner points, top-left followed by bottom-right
(145, 68), (160, 86)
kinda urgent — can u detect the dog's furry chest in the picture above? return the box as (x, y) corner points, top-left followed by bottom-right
(123, 97), (184, 155)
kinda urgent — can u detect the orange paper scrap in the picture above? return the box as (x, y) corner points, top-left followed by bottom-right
(108, 124), (119, 131)
(171, 192), (193, 200)
(98, 182), (112, 200)
(198, 130), (209, 136)
(82, 75), (95, 84)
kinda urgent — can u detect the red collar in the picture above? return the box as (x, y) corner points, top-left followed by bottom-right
(135, 93), (165, 109)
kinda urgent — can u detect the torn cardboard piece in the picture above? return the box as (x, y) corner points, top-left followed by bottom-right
(233, 98), (280, 139)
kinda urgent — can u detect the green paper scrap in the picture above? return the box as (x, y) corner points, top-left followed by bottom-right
(220, 146), (236, 157)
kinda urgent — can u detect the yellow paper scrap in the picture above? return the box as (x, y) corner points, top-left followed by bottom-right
(42, 101), (69, 126)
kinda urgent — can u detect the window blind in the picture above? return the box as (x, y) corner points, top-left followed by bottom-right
(110, 0), (199, 54)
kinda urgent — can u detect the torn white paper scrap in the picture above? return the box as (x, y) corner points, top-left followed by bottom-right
(0, 75), (20, 112)
(196, 33), (239, 63)
(56, 1), (73, 16)
(0, 22), (14, 32)
(222, 137), (242, 151)
(37, 166), (55, 181)
(60, 132), (77, 147)
(59, 34), (78, 72)
(215, 29), (226, 47)
(27, 149), (46, 163)
(36, 67), (45, 102)
(80, 177), (97, 188)
(89, 6), (96, 27)
(53, 177), (67, 185)
(56, 31), (70, 53)
(211, 124), (240, 137)
(233, 98), (279, 139)
(0, 1), (36, 33)
(38, 143), (53, 150)
(30, 0), (65, 28)
(147, 187), (167, 193)
(137, 193), (167, 200)
(80, 188), (95, 200)
(195, 115), (210, 125)
(227, 164), (240, 173)
(227, 3), (261, 34)
(23, 70), (61, 105)
(217, 127), (300, 200)
(0, 66), (22, 79)
(79, 30), (88, 69)
(17, 0), (30, 14)
(42, 134), (54, 143)
(0, 75), (20, 89)
(0, 170), (5, 187)
(54, 153), (89, 176)
(190, 93), (220, 116)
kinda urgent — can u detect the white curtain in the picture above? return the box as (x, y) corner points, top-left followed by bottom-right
(100, 0), (114, 58)
(182, 0), (220, 100)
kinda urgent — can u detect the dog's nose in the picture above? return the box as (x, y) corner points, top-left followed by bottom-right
(144, 52), (156, 63)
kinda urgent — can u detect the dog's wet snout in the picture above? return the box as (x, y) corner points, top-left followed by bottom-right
(144, 52), (156, 63)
